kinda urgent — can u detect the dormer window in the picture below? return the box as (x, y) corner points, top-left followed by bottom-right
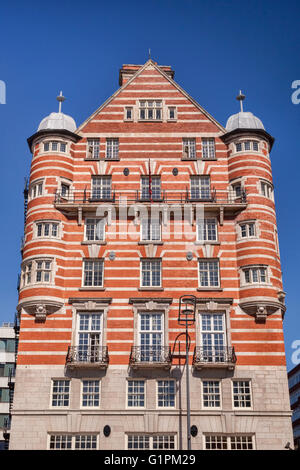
(139, 101), (162, 120)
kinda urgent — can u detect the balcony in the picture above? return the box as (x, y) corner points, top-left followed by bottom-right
(129, 346), (172, 369)
(192, 346), (236, 370)
(65, 346), (109, 369)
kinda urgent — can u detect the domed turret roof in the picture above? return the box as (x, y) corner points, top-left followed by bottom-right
(225, 111), (265, 132)
(38, 112), (77, 133)
(225, 91), (265, 133)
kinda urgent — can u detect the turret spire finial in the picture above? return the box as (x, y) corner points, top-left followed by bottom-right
(57, 91), (66, 113)
(236, 90), (246, 112)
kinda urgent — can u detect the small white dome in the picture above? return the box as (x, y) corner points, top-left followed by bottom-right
(38, 112), (77, 133)
(225, 111), (265, 132)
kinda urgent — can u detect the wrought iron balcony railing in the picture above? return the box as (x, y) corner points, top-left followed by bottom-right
(54, 188), (247, 206)
(192, 346), (236, 368)
(66, 346), (109, 368)
(130, 346), (172, 367)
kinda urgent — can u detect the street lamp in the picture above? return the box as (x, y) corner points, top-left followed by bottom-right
(178, 295), (196, 450)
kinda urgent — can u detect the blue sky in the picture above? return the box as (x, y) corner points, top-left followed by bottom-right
(0, 0), (299, 370)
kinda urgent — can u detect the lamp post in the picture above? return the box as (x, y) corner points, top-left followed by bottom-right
(178, 295), (196, 450)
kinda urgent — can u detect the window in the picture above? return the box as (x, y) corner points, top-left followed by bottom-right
(0, 340), (15, 353)
(232, 182), (242, 198)
(30, 180), (43, 199)
(139, 100), (162, 120)
(36, 221), (59, 238)
(204, 435), (254, 450)
(198, 259), (220, 288)
(81, 380), (100, 407)
(141, 176), (161, 200)
(168, 107), (176, 120)
(202, 138), (216, 159)
(232, 380), (252, 408)
(77, 312), (103, 361)
(242, 266), (267, 284)
(197, 218), (218, 242)
(125, 107), (133, 120)
(127, 435), (175, 450)
(36, 260), (52, 283)
(127, 380), (145, 407)
(190, 176), (211, 200)
(202, 380), (221, 408)
(141, 259), (161, 287)
(141, 216), (161, 242)
(139, 312), (163, 362)
(86, 138), (100, 159)
(0, 388), (9, 403)
(260, 180), (273, 199)
(43, 141), (67, 153)
(51, 380), (70, 407)
(22, 262), (32, 286)
(157, 380), (175, 407)
(182, 138), (196, 159)
(106, 138), (119, 160)
(61, 183), (70, 199)
(91, 176), (112, 200)
(49, 434), (98, 450)
(199, 313), (226, 362)
(0, 363), (15, 377)
(85, 218), (105, 242)
(235, 140), (259, 152)
(239, 221), (256, 238)
(83, 260), (104, 287)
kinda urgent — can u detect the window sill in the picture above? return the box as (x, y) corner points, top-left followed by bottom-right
(81, 241), (107, 245)
(138, 241), (163, 245)
(84, 158), (100, 161)
(195, 241), (220, 245)
(201, 158), (217, 161)
(79, 287), (105, 291)
(181, 157), (198, 161)
(197, 287), (223, 292)
(138, 119), (163, 123)
(105, 158), (120, 161)
(138, 287), (164, 291)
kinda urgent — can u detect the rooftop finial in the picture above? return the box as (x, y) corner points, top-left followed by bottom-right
(236, 90), (246, 112)
(149, 48), (151, 60)
(57, 91), (66, 113)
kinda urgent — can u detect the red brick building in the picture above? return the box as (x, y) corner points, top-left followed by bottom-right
(9, 60), (293, 450)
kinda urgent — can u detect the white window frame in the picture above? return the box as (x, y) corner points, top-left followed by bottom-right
(232, 380), (252, 409)
(202, 138), (216, 159)
(140, 215), (161, 242)
(241, 265), (268, 286)
(82, 259), (104, 287)
(234, 140), (260, 153)
(140, 259), (162, 287)
(197, 217), (218, 242)
(204, 434), (254, 450)
(43, 140), (68, 154)
(86, 138), (100, 160)
(21, 257), (54, 288)
(91, 176), (112, 200)
(124, 107), (133, 121)
(182, 138), (196, 159)
(141, 175), (161, 200)
(260, 180), (273, 200)
(50, 379), (70, 408)
(76, 311), (104, 362)
(201, 380), (222, 409)
(80, 379), (101, 409)
(126, 379), (146, 409)
(84, 218), (106, 242)
(35, 220), (60, 239)
(199, 312), (227, 361)
(106, 138), (119, 160)
(198, 259), (220, 288)
(138, 311), (164, 361)
(138, 100), (162, 121)
(167, 106), (177, 121)
(238, 220), (256, 239)
(48, 434), (99, 450)
(157, 379), (176, 409)
(126, 434), (176, 450)
(29, 179), (44, 200)
(190, 175), (211, 199)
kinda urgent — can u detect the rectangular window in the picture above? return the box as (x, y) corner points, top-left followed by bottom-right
(60, 142), (66, 152)
(36, 260), (52, 283)
(197, 218), (217, 242)
(87, 139), (100, 159)
(83, 260), (104, 287)
(125, 107), (133, 120)
(141, 259), (161, 287)
(199, 260), (220, 287)
(230, 435), (254, 450)
(139, 312), (163, 362)
(106, 138), (119, 160)
(202, 380), (221, 408)
(61, 183), (70, 199)
(127, 435), (175, 450)
(51, 380), (70, 407)
(44, 142), (50, 152)
(240, 222), (255, 238)
(141, 176), (161, 200)
(81, 380), (100, 407)
(77, 312), (103, 362)
(232, 380), (252, 408)
(49, 434), (98, 450)
(202, 138), (216, 159)
(127, 380), (145, 407)
(243, 266), (267, 284)
(205, 435), (254, 450)
(190, 176), (211, 200)
(91, 176), (111, 200)
(51, 141), (58, 151)
(139, 100), (162, 120)
(30, 181), (43, 199)
(0, 388), (10, 403)
(168, 107), (176, 120)
(141, 216), (161, 242)
(182, 138), (196, 159)
(85, 218), (105, 242)
(235, 142), (242, 152)
(157, 380), (175, 407)
(36, 222), (59, 238)
(260, 181), (273, 199)
(200, 313), (226, 362)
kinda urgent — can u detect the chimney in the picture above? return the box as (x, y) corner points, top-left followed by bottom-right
(119, 63), (175, 86)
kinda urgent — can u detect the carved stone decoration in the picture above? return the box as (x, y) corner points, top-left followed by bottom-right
(35, 304), (47, 323)
(17, 299), (64, 322)
(206, 301), (219, 311)
(239, 300), (286, 323)
(255, 305), (268, 324)
(145, 301), (157, 311)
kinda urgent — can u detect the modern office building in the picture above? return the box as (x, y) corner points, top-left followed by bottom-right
(9, 60), (293, 450)
(0, 322), (17, 450)
(288, 363), (300, 450)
